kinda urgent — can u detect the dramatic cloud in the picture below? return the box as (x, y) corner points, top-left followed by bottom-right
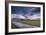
(11, 6), (40, 20)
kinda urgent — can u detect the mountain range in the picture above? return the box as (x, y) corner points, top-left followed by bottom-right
(11, 13), (40, 20)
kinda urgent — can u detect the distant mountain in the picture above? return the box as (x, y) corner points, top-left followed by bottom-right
(11, 14), (40, 20)
(11, 14), (26, 19)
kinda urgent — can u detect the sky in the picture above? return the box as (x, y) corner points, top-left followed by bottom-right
(11, 6), (40, 16)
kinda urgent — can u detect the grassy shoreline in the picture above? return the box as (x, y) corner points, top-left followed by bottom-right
(12, 19), (40, 27)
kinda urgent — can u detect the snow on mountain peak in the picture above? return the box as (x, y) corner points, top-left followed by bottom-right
(11, 14), (40, 20)
(11, 14), (26, 19)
